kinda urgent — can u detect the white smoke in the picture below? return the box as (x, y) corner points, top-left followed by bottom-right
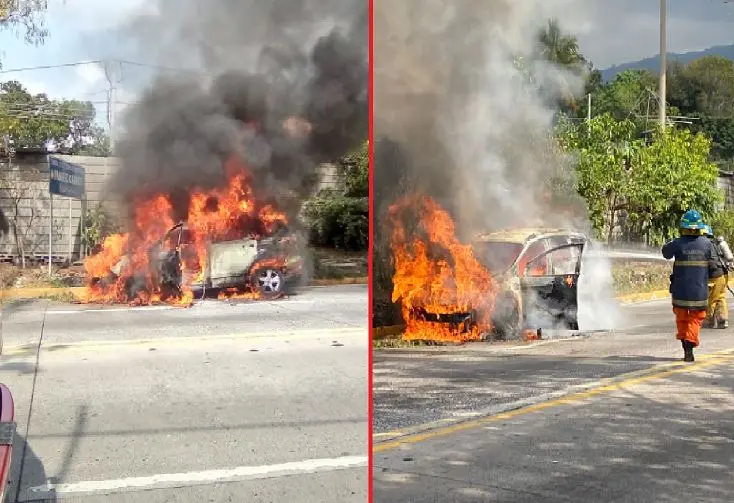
(578, 241), (621, 330)
(375, 0), (620, 332)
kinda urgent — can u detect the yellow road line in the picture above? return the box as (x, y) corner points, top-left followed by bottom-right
(373, 350), (734, 453)
(2, 327), (366, 357)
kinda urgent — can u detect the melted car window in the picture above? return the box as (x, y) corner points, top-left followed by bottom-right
(472, 241), (523, 273)
(519, 241), (547, 277)
(549, 246), (581, 275)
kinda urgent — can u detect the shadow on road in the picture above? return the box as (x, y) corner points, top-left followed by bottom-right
(374, 367), (734, 502)
(5, 433), (55, 503)
(373, 352), (667, 433)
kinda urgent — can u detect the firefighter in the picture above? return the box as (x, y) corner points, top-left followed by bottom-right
(662, 210), (713, 362)
(703, 224), (730, 329)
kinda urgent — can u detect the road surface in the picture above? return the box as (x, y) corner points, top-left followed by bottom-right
(0, 285), (368, 502)
(373, 296), (734, 502)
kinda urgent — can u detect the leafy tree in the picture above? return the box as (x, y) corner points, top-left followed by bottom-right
(557, 113), (721, 244)
(689, 117), (734, 162)
(634, 127), (721, 242)
(668, 55), (734, 117)
(666, 56), (734, 161)
(342, 139), (368, 198)
(583, 69), (660, 126)
(557, 114), (642, 241)
(535, 19), (587, 113)
(0, 80), (109, 154)
(537, 19), (585, 68)
(0, 0), (48, 62)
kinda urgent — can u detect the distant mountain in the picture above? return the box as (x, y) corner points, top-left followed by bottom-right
(600, 44), (734, 81)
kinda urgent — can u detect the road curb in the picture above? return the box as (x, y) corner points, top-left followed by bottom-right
(0, 277), (368, 301)
(373, 347), (734, 450)
(0, 286), (86, 301)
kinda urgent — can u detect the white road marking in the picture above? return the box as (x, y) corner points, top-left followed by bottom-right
(26, 455), (367, 497)
(44, 298), (317, 315)
(2, 326), (367, 356)
(47, 306), (175, 315)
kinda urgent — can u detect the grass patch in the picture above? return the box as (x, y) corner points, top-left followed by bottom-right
(372, 336), (446, 349)
(310, 247), (367, 280)
(612, 260), (670, 296)
(38, 292), (79, 303)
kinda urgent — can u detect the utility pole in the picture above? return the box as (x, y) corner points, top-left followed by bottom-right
(659, 0), (667, 129)
(587, 93), (592, 136)
(103, 60), (120, 155)
(587, 93), (592, 121)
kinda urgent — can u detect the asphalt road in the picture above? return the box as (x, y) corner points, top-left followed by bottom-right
(373, 296), (734, 502)
(0, 285), (368, 502)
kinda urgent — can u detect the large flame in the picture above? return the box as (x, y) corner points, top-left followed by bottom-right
(82, 157), (288, 306)
(388, 195), (499, 342)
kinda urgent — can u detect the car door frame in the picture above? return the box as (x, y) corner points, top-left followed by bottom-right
(518, 241), (586, 330)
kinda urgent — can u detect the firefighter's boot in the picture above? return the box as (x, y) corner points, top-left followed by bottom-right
(717, 317), (728, 329)
(683, 341), (695, 362)
(702, 317), (715, 329)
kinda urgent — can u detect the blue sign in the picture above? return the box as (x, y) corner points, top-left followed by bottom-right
(49, 157), (85, 199)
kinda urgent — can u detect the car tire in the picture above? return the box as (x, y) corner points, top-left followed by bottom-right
(492, 293), (522, 340)
(251, 268), (286, 299)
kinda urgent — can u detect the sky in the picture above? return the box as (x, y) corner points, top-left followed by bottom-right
(0, 0), (733, 135)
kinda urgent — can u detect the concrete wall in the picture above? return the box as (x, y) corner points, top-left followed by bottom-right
(0, 155), (121, 263)
(717, 171), (734, 208)
(0, 155), (346, 263)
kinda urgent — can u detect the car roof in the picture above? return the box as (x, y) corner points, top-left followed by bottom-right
(472, 228), (585, 245)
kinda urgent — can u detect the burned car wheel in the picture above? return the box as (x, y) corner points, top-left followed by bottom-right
(251, 268), (286, 298)
(492, 293), (521, 340)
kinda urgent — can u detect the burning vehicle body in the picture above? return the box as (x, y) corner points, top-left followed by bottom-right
(390, 195), (587, 342)
(468, 228), (586, 338)
(83, 164), (305, 306)
(92, 221), (303, 303)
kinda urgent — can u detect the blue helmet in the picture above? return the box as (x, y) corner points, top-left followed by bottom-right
(680, 209), (704, 230)
(702, 224), (713, 237)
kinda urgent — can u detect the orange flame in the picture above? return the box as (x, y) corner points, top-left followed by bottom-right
(81, 157), (287, 306)
(389, 195), (499, 342)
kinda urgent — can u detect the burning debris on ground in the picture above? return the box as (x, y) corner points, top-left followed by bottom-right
(81, 0), (367, 306)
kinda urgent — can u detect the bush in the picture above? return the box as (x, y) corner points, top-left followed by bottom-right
(342, 140), (368, 198)
(302, 196), (368, 251)
(707, 208), (734, 245)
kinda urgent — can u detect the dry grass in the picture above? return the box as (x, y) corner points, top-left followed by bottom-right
(611, 260), (670, 296)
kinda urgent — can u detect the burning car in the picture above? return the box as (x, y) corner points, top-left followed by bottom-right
(92, 222), (304, 302)
(470, 228), (587, 339)
(389, 195), (588, 342)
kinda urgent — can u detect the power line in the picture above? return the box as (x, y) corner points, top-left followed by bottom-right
(0, 59), (208, 76)
(0, 60), (105, 74)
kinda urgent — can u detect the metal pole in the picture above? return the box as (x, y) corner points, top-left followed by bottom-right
(659, 0), (667, 129)
(48, 192), (53, 276)
(68, 197), (73, 264)
(587, 93), (591, 123)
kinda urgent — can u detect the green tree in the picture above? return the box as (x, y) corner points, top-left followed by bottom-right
(668, 55), (734, 117)
(0, 0), (48, 61)
(536, 19), (587, 113)
(557, 113), (721, 244)
(0, 80), (106, 153)
(342, 139), (368, 197)
(633, 127), (721, 242)
(667, 56), (734, 161)
(586, 69), (659, 124)
(557, 114), (642, 241)
(537, 19), (585, 68)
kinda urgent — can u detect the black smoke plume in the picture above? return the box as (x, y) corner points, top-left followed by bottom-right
(107, 0), (367, 222)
